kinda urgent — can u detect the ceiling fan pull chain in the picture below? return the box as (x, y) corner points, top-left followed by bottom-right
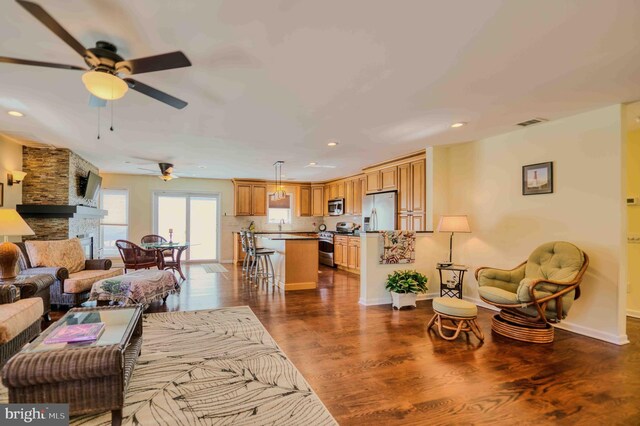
(97, 106), (101, 140)
(110, 101), (114, 131)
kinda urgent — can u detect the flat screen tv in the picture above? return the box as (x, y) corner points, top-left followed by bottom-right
(83, 171), (102, 201)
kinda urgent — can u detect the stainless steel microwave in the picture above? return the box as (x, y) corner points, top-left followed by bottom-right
(328, 198), (344, 216)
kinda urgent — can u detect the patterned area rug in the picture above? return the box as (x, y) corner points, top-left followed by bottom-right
(201, 263), (229, 273)
(0, 307), (336, 425)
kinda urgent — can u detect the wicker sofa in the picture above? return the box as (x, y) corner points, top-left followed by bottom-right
(16, 238), (122, 308)
(0, 284), (43, 367)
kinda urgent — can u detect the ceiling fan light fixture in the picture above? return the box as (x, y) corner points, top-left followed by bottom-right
(82, 70), (128, 100)
(158, 174), (174, 182)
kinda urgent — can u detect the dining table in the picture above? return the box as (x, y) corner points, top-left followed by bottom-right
(141, 242), (192, 281)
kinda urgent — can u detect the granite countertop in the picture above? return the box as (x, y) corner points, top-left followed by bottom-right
(255, 233), (320, 240)
(234, 230), (318, 234)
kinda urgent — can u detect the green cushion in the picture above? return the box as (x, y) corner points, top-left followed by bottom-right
(516, 278), (554, 302)
(432, 297), (477, 317)
(478, 286), (518, 305)
(524, 241), (584, 288)
(476, 263), (524, 293)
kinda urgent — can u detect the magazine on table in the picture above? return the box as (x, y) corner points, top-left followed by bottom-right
(44, 322), (105, 344)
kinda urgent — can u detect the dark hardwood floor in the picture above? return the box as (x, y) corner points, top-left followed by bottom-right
(54, 264), (640, 425)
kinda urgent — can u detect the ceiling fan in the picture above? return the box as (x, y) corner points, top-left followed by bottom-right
(0, 0), (191, 109)
(139, 163), (181, 181)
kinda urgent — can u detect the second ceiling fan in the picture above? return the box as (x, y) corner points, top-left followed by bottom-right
(0, 0), (191, 109)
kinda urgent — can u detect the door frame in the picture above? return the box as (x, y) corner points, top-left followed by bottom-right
(152, 190), (222, 263)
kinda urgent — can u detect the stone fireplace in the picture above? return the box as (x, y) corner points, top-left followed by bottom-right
(18, 147), (105, 257)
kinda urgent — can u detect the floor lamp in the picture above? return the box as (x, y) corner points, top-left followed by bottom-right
(0, 209), (35, 281)
(437, 215), (471, 266)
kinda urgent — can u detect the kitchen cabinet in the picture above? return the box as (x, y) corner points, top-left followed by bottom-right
(336, 181), (345, 199)
(234, 182), (267, 216)
(334, 235), (360, 273)
(366, 166), (397, 193)
(299, 186), (311, 217)
(311, 186), (324, 217)
(233, 233), (246, 264)
(353, 177), (365, 216)
(397, 159), (426, 230)
(345, 180), (354, 215)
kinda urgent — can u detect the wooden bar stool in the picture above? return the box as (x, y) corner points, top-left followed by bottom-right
(427, 297), (484, 341)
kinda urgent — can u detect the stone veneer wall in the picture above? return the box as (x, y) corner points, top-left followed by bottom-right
(22, 147), (101, 257)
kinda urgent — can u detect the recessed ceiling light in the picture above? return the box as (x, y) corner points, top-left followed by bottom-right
(308, 162), (317, 166)
(8, 111), (24, 117)
(327, 141), (339, 147)
(450, 122), (466, 128)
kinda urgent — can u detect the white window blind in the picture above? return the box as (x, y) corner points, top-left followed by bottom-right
(267, 193), (292, 224)
(100, 189), (129, 257)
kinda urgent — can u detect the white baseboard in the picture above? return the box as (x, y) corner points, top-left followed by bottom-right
(462, 296), (500, 312)
(554, 321), (630, 345)
(627, 309), (640, 319)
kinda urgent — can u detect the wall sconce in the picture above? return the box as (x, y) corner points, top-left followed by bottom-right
(7, 171), (27, 186)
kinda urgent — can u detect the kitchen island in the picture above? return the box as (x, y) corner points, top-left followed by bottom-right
(256, 233), (319, 290)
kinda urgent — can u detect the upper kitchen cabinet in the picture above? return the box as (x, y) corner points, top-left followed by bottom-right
(353, 176), (365, 215)
(365, 166), (397, 193)
(298, 185), (311, 217)
(311, 185), (324, 217)
(344, 179), (354, 215)
(233, 180), (267, 216)
(398, 159), (425, 214)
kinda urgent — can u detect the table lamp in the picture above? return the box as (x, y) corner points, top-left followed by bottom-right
(437, 215), (470, 267)
(0, 209), (35, 280)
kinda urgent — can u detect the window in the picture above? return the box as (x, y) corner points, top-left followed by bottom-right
(100, 189), (129, 257)
(267, 193), (292, 224)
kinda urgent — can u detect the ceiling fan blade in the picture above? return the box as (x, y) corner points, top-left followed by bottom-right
(117, 51), (191, 75)
(124, 78), (188, 109)
(0, 56), (86, 71)
(16, 0), (97, 64)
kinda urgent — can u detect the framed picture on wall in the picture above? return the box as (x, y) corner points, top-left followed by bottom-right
(522, 162), (553, 195)
(0, 182), (3, 207)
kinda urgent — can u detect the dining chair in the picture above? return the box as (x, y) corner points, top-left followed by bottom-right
(141, 234), (175, 266)
(115, 240), (160, 273)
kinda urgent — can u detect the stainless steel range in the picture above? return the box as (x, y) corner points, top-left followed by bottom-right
(318, 222), (359, 267)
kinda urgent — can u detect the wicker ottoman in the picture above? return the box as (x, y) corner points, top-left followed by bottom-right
(427, 297), (484, 341)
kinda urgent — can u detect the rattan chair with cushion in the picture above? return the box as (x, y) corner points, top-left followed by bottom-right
(116, 240), (160, 273)
(475, 241), (588, 343)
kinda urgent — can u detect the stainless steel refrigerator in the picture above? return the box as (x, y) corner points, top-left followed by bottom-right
(362, 191), (397, 231)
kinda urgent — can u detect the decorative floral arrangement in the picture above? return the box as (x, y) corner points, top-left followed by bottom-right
(385, 270), (428, 294)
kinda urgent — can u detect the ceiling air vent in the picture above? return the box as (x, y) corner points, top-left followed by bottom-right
(516, 118), (548, 127)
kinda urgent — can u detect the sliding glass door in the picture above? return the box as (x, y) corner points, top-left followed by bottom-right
(154, 192), (219, 262)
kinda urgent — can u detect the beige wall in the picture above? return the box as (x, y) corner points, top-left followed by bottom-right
(0, 138), (24, 242)
(627, 129), (640, 317)
(100, 173), (235, 261)
(440, 105), (627, 344)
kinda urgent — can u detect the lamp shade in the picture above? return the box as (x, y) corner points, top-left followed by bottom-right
(437, 215), (471, 233)
(10, 171), (27, 181)
(0, 209), (35, 237)
(82, 70), (128, 100)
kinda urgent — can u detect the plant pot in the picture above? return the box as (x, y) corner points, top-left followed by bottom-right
(391, 292), (417, 310)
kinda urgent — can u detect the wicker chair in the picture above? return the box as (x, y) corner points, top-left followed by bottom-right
(116, 240), (160, 273)
(0, 284), (43, 367)
(141, 234), (175, 266)
(475, 241), (589, 343)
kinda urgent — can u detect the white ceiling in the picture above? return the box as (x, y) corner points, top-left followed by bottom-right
(1, 0), (640, 180)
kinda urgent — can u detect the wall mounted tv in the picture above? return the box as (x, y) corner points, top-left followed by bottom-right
(83, 171), (102, 201)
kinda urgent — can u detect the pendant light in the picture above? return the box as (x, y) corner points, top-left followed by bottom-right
(273, 161), (286, 200)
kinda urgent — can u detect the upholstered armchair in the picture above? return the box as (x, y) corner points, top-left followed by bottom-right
(0, 284), (43, 366)
(475, 241), (589, 343)
(16, 239), (121, 308)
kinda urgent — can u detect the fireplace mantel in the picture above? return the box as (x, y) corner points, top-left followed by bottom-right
(17, 204), (108, 219)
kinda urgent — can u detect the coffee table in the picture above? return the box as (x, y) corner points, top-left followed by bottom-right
(1, 305), (143, 426)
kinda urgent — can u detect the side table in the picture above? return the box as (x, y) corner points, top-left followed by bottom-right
(2, 274), (54, 320)
(436, 264), (468, 299)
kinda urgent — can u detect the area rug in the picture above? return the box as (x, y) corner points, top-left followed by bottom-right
(202, 263), (229, 273)
(0, 307), (336, 425)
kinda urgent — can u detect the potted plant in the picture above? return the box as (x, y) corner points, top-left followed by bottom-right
(385, 270), (428, 309)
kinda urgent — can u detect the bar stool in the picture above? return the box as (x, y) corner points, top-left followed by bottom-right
(239, 229), (251, 275)
(246, 231), (275, 285)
